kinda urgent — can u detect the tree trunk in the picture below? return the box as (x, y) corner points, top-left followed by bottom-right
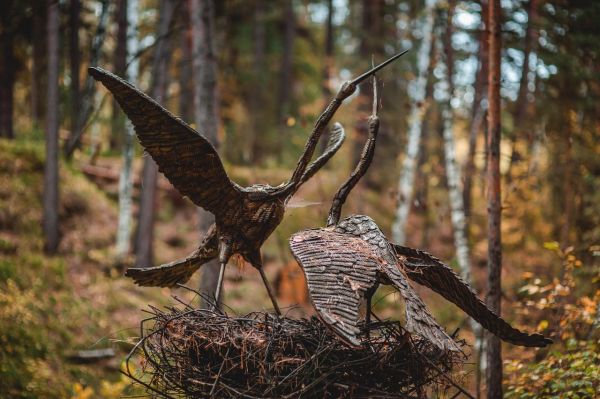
(276, 0), (295, 129)
(116, 0), (139, 262)
(190, 0), (220, 308)
(485, 1), (503, 397)
(134, 0), (177, 268)
(318, 0), (335, 154)
(392, 0), (437, 244)
(0, 30), (15, 139)
(44, 0), (60, 254)
(247, 0), (266, 163)
(111, 0), (129, 150)
(69, 0), (81, 143)
(507, 0), (537, 183)
(64, 0), (110, 158)
(440, 0), (471, 283)
(31, 2), (47, 128)
(463, 0), (488, 224)
(178, 3), (193, 124)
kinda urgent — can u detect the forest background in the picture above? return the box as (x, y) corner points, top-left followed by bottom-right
(0, 0), (598, 398)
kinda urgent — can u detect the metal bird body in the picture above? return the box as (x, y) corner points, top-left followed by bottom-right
(89, 51), (407, 314)
(290, 74), (552, 349)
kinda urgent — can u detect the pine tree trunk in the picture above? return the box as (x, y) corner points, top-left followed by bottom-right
(247, 0), (266, 163)
(392, 0), (437, 244)
(31, 2), (47, 129)
(178, 3), (193, 124)
(507, 0), (537, 182)
(116, 0), (140, 262)
(0, 30), (15, 139)
(111, 0), (129, 150)
(485, 1), (503, 397)
(134, 0), (176, 268)
(69, 0), (81, 143)
(44, 0), (60, 254)
(276, 0), (295, 132)
(64, 0), (110, 158)
(190, 0), (221, 308)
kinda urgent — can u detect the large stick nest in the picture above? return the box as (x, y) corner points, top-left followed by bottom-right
(125, 299), (469, 398)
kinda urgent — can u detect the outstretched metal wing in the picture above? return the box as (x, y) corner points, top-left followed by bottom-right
(394, 244), (553, 348)
(89, 67), (244, 218)
(296, 122), (345, 190)
(379, 262), (462, 352)
(290, 229), (461, 352)
(290, 229), (379, 347)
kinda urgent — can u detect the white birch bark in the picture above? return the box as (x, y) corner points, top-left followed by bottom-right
(116, 0), (139, 260)
(392, 0), (437, 244)
(441, 107), (471, 281)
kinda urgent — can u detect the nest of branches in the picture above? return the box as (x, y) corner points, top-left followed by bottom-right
(124, 299), (469, 398)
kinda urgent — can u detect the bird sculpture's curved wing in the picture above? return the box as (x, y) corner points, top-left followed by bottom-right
(89, 67), (244, 218)
(379, 262), (462, 352)
(290, 229), (379, 347)
(393, 244), (553, 348)
(296, 123), (346, 190)
(290, 228), (460, 352)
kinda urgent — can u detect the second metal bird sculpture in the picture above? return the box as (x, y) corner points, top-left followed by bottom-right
(290, 74), (552, 350)
(89, 51), (407, 315)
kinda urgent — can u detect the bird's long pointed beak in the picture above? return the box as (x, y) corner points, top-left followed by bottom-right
(350, 49), (409, 85)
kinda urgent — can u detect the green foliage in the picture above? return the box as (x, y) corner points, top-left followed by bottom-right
(505, 339), (599, 399)
(506, 244), (600, 397)
(0, 139), (143, 398)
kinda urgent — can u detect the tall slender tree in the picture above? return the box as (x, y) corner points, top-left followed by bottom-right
(116, 0), (139, 262)
(64, 0), (110, 158)
(507, 0), (538, 182)
(392, 0), (437, 244)
(69, 0), (81, 144)
(44, 0), (60, 254)
(111, 0), (129, 150)
(276, 0), (296, 135)
(463, 0), (489, 224)
(134, 0), (177, 268)
(485, 0), (503, 397)
(190, 0), (221, 308)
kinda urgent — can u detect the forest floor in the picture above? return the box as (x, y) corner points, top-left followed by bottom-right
(0, 137), (573, 397)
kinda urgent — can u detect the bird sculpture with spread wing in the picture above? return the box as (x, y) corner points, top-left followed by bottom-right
(289, 74), (552, 350)
(89, 51), (407, 315)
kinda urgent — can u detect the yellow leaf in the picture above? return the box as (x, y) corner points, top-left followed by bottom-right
(537, 320), (549, 331)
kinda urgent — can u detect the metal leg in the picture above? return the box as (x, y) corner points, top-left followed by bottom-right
(259, 267), (282, 316)
(212, 262), (227, 311)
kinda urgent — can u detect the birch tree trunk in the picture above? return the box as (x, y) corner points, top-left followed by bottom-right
(463, 0), (488, 224)
(116, 0), (139, 262)
(190, 0), (221, 308)
(44, 0), (60, 254)
(392, 0), (437, 244)
(485, 0), (503, 397)
(440, 0), (470, 283)
(134, 0), (176, 268)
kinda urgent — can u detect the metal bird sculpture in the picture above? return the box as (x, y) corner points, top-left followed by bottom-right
(290, 75), (552, 350)
(89, 51), (407, 315)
